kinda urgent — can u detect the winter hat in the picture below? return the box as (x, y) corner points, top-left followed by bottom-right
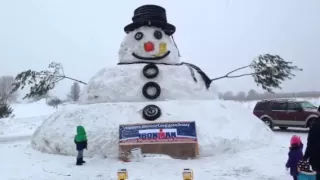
(290, 135), (301, 145)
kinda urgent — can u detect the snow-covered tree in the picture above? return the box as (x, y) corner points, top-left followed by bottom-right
(0, 98), (13, 119)
(67, 82), (81, 101)
(0, 76), (17, 101)
(46, 97), (62, 109)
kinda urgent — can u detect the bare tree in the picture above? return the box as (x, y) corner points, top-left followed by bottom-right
(67, 82), (81, 101)
(0, 76), (17, 101)
(222, 91), (234, 100)
(46, 97), (62, 109)
(11, 62), (86, 99)
(211, 54), (302, 92)
(236, 91), (246, 101)
(247, 89), (258, 100)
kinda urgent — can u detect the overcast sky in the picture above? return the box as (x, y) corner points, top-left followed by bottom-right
(1, 0), (319, 98)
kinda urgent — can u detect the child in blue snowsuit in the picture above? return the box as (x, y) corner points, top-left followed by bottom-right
(286, 135), (303, 180)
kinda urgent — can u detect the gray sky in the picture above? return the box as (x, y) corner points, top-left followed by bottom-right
(1, 0), (319, 98)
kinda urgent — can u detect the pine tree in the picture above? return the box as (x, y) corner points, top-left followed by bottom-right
(67, 82), (81, 101)
(0, 98), (13, 119)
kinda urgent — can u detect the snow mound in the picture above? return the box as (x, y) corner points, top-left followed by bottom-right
(10, 99), (57, 119)
(79, 64), (218, 104)
(31, 100), (273, 158)
(0, 116), (45, 137)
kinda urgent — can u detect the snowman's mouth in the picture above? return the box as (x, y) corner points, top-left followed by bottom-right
(132, 51), (171, 60)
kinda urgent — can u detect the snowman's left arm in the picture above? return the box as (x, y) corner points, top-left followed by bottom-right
(181, 62), (212, 89)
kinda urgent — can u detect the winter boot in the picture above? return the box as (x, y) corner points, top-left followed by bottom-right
(80, 157), (86, 164)
(76, 158), (83, 166)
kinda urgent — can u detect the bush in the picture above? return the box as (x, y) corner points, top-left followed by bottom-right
(46, 97), (62, 108)
(0, 99), (13, 119)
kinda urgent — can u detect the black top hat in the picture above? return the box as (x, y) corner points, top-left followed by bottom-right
(124, 5), (176, 36)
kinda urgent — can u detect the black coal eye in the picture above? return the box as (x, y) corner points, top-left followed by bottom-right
(134, 32), (143, 40)
(154, 30), (162, 40)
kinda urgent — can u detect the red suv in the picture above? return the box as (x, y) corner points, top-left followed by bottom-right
(253, 99), (319, 130)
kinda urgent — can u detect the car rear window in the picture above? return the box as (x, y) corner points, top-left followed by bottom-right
(254, 102), (269, 111)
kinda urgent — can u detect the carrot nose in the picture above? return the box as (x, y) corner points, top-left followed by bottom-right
(144, 42), (154, 52)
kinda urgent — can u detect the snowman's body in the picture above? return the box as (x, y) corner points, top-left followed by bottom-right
(80, 26), (214, 104)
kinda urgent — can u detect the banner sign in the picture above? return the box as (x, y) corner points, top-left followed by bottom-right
(119, 121), (197, 145)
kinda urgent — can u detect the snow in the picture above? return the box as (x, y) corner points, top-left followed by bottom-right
(10, 99), (57, 119)
(2, 141), (295, 180)
(0, 97), (316, 179)
(31, 100), (273, 158)
(0, 100), (58, 142)
(118, 26), (180, 64)
(79, 64), (218, 104)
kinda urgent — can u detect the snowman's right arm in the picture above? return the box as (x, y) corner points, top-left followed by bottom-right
(181, 62), (212, 89)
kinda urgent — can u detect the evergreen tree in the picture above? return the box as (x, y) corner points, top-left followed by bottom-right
(67, 82), (81, 101)
(0, 98), (13, 119)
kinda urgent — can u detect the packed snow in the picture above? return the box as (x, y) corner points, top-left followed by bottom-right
(10, 99), (57, 119)
(31, 100), (272, 158)
(0, 99), (311, 180)
(0, 100), (58, 142)
(79, 64), (218, 104)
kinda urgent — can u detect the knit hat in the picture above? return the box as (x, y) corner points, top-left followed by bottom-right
(290, 135), (301, 145)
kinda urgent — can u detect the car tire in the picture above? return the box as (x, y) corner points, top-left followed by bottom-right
(142, 104), (161, 121)
(307, 118), (317, 128)
(261, 117), (273, 129)
(279, 127), (288, 130)
(143, 63), (159, 79)
(142, 81), (161, 100)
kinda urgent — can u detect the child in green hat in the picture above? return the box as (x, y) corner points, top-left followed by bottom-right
(74, 125), (88, 165)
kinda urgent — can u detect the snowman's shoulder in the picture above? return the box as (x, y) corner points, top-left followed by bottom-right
(179, 62), (213, 89)
(114, 62), (212, 88)
(91, 65), (143, 78)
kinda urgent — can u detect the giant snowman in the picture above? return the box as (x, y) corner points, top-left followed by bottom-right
(31, 5), (273, 158)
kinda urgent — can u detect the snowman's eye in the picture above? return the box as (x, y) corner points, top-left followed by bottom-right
(134, 32), (143, 40)
(154, 30), (162, 40)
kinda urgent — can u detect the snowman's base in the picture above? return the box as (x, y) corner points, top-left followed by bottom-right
(119, 143), (199, 160)
(31, 100), (273, 158)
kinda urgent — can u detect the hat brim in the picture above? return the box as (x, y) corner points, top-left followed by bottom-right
(124, 20), (176, 36)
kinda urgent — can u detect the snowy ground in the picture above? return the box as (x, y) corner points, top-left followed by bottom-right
(0, 99), (313, 180)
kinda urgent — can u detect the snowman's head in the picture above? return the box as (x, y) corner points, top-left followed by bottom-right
(118, 26), (180, 64)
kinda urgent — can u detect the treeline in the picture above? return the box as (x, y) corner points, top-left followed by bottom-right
(219, 89), (320, 101)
